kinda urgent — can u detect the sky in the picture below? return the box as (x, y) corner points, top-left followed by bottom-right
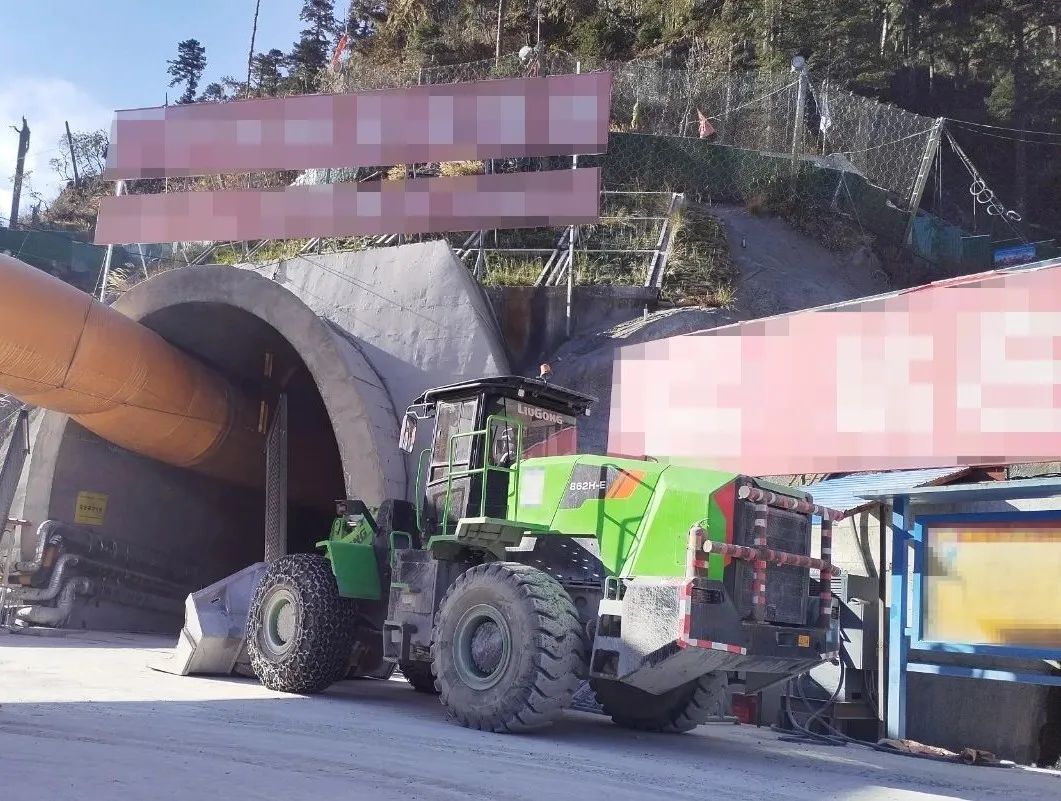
(0, 0), (306, 222)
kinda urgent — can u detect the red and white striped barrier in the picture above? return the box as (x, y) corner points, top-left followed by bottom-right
(737, 485), (844, 522)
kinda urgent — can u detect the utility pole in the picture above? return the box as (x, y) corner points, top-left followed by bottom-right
(98, 180), (125, 302)
(8, 118), (30, 229)
(246, 0), (261, 96)
(790, 59), (808, 175)
(495, 0), (505, 63)
(65, 121), (81, 187)
(565, 61), (581, 338)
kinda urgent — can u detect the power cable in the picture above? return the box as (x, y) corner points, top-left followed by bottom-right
(944, 117), (1061, 138)
(950, 122), (1061, 147)
(772, 662), (1012, 766)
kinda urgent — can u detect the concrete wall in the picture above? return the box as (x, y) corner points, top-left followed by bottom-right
(244, 241), (510, 410)
(483, 285), (658, 374)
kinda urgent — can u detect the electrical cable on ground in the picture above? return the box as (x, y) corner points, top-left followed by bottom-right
(770, 660), (1014, 768)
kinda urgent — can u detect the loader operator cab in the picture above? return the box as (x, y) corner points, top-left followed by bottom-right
(398, 375), (596, 539)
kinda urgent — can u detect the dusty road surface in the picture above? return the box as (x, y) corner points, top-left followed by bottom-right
(1, 631), (1057, 801)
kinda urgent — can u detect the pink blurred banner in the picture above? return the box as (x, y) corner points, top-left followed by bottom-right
(94, 168), (601, 245)
(104, 72), (613, 179)
(609, 261), (1061, 476)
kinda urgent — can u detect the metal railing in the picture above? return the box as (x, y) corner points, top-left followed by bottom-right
(438, 414), (525, 538)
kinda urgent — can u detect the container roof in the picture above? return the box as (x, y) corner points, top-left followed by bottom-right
(804, 466), (973, 517)
(857, 475), (1061, 505)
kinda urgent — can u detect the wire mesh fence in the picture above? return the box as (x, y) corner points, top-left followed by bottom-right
(112, 49), (941, 298)
(321, 48), (936, 207)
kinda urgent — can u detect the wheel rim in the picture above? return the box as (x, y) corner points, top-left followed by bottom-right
(261, 587), (298, 658)
(452, 603), (512, 690)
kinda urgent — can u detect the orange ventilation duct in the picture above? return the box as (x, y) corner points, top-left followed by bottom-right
(0, 253), (259, 472)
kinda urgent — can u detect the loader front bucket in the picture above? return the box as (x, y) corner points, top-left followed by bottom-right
(149, 562), (267, 677)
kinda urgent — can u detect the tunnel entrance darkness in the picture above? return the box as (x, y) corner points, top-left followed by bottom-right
(22, 264), (410, 634)
(31, 302), (349, 633)
(139, 301), (348, 573)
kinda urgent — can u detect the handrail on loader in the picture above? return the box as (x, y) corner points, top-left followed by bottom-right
(439, 414), (525, 537)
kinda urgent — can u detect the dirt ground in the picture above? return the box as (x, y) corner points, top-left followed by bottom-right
(1, 631), (1057, 801)
(709, 205), (890, 320)
(547, 205), (893, 453)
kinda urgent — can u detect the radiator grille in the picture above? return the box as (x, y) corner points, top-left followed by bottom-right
(729, 499), (811, 625)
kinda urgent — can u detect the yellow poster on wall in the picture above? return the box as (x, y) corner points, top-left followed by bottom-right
(924, 522), (1061, 649)
(74, 491), (108, 526)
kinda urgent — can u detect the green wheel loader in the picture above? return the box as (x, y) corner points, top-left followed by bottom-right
(245, 375), (841, 734)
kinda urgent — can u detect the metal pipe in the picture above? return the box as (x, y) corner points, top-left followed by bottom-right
(696, 533), (842, 576)
(738, 485), (843, 521)
(17, 552), (80, 601)
(66, 553), (190, 595)
(14, 577), (94, 627)
(0, 532), (16, 626)
(14, 519), (63, 573)
(0, 254), (260, 477)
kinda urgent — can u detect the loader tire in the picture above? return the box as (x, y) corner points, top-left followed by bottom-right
(247, 553), (356, 695)
(431, 562), (586, 733)
(399, 660), (439, 694)
(590, 672), (729, 734)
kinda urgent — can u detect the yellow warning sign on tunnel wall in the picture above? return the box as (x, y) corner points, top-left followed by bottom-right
(74, 492), (108, 526)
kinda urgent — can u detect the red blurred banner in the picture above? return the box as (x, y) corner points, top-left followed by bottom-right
(94, 167), (601, 245)
(104, 72), (613, 179)
(609, 261), (1061, 475)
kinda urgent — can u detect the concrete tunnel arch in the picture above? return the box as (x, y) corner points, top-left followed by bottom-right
(13, 241), (511, 632)
(115, 264), (408, 504)
(19, 265), (408, 629)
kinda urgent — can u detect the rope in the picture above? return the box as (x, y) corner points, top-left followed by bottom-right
(704, 78), (800, 122)
(826, 126), (937, 158)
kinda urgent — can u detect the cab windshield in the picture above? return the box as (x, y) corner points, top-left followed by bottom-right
(489, 399), (578, 465)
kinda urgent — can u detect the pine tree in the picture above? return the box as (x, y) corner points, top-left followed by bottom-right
(287, 0), (339, 92)
(167, 39), (208, 104)
(199, 82), (226, 103)
(251, 49), (287, 96)
(347, 0), (386, 44)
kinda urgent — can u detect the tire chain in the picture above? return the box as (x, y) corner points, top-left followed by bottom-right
(247, 553), (356, 695)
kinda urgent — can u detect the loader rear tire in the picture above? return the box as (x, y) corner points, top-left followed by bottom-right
(432, 562), (586, 732)
(247, 553), (355, 695)
(590, 672), (729, 733)
(399, 660), (439, 694)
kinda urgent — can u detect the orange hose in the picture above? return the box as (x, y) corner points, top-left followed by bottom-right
(0, 253), (249, 468)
